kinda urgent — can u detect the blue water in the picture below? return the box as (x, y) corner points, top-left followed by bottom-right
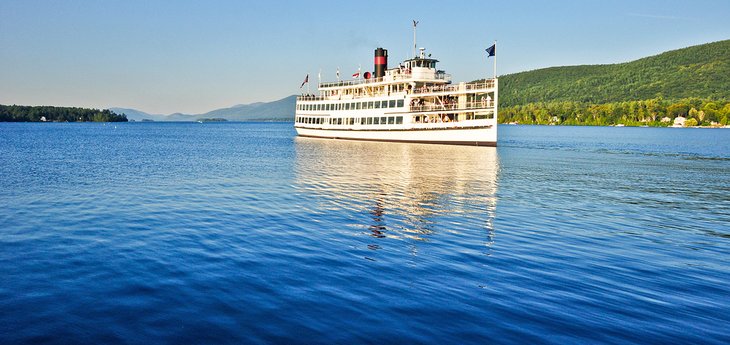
(1, 122), (728, 344)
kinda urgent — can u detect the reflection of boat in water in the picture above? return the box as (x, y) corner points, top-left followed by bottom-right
(293, 138), (499, 244)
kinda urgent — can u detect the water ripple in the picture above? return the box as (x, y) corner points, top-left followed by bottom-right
(0, 123), (728, 344)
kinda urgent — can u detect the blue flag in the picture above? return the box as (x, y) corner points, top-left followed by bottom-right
(486, 44), (496, 57)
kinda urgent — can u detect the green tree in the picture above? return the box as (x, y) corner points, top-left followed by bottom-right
(688, 107), (698, 119)
(667, 103), (690, 118)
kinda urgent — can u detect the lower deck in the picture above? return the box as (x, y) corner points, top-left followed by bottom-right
(294, 109), (495, 130)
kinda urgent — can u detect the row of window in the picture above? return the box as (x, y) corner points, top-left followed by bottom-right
(297, 99), (405, 112)
(296, 116), (404, 126)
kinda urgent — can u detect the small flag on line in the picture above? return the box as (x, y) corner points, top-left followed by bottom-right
(300, 74), (309, 88)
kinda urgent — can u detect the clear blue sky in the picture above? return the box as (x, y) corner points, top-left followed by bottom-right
(1, 0), (729, 114)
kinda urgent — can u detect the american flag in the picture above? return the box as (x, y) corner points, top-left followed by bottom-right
(300, 74), (308, 88)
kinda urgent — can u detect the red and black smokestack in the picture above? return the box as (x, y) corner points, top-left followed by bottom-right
(374, 48), (388, 78)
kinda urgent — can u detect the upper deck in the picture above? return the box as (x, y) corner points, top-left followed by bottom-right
(297, 79), (495, 102)
(319, 69), (451, 89)
(317, 48), (451, 91)
(297, 46), (495, 104)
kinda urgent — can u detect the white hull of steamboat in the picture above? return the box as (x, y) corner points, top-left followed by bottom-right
(296, 120), (496, 146)
(295, 41), (498, 146)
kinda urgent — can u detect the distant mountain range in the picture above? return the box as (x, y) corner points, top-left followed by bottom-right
(111, 95), (296, 122)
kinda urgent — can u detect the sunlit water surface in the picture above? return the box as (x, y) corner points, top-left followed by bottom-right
(0, 123), (728, 344)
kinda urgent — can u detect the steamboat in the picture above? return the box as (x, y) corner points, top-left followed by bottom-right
(294, 27), (497, 146)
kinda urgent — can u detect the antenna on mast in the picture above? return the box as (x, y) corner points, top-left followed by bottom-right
(412, 20), (419, 58)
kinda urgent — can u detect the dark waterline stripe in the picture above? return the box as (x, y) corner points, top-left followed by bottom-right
(296, 134), (497, 147)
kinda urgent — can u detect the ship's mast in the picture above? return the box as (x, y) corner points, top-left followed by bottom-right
(412, 20), (419, 58)
(493, 41), (497, 79)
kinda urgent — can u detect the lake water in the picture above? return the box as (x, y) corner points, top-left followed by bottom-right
(1, 123), (728, 344)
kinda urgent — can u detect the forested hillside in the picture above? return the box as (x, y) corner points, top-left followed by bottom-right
(496, 39), (730, 126)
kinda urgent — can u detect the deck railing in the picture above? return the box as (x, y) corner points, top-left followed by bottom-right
(409, 100), (494, 113)
(411, 80), (494, 94)
(297, 78), (493, 102)
(318, 72), (451, 88)
(297, 95), (327, 101)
